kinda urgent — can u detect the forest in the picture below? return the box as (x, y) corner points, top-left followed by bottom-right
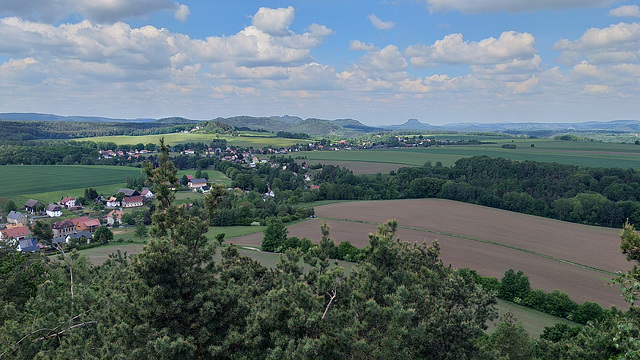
(2, 143), (639, 359)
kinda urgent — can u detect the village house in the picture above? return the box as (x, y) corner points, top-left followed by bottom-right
(66, 231), (93, 244)
(188, 178), (208, 190)
(24, 199), (42, 214)
(140, 188), (154, 199)
(0, 225), (30, 242)
(106, 197), (121, 208)
(123, 196), (144, 208)
(17, 238), (39, 253)
(117, 189), (140, 197)
(52, 219), (76, 238)
(106, 210), (125, 226)
(6, 211), (27, 225)
(76, 218), (101, 233)
(46, 204), (62, 217)
(60, 197), (77, 208)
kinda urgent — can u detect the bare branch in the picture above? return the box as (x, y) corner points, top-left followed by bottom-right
(322, 286), (337, 320)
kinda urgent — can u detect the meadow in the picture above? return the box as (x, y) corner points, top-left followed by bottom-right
(78, 132), (304, 148)
(300, 138), (640, 171)
(0, 165), (143, 205)
(230, 198), (629, 308)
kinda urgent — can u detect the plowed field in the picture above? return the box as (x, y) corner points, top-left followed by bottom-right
(229, 199), (631, 308)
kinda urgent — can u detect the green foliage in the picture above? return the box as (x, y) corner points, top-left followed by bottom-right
(499, 269), (531, 303)
(93, 226), (114, 245)
(261, 219), (288, 252)
(134, 224), (148, 239)
(486, 312), (534, 360)
(3, 199), (17, 215)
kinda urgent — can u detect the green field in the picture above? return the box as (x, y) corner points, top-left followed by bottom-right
(301, 139), (640, 170)
(177, 169), (231, 186)
(78, 133), (304, 148)
(0, 165), (143, 205)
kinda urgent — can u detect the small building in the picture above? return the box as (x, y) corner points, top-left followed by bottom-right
(122, 196), (144, 208)
(140, 188), (154, 199)
(60, 197), (77, 208)
(66, 231), (93, 244)
(189, 178), (208, 190)
(1, 225), (30, 242)
(52, 219), (76, 238)
(106, 210), (125, 226)
(76, 218), (101, 233)
(17, 238), (39, 253)
(117, 189), (140, 197)
(6, 211), (27, 225)
(46, 204), (63, 218)
(106, 197), (121, 208)
(24, 199), (42, 214)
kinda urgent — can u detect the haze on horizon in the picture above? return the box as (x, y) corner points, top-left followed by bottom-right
(0, 1), (639, 126)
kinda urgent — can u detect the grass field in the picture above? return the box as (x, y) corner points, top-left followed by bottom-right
(299, 139), (640, 171)
(230, 199), (629, 308)
(0, 165), (143, 205)
(176, 169), (231, 186)
(77, 133), (303, 148)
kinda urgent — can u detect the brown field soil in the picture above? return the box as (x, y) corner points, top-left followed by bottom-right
(230, 199), (631, 308)
(298, 160), (403, 175)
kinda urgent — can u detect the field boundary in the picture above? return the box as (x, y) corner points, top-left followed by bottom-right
(321, 217), (617, 276)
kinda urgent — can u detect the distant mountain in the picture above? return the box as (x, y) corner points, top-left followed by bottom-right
(211, 116), (380, 136)
(155, 117), (200, 124)
(386, 118), (436, 131)
(0, 112), (155, 123)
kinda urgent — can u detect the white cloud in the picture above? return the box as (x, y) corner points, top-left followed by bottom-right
(0, 0), (188, 24)
(251, 6), (295, 36)
(506, 76), (539, 93)
(406, 31), (537, 67)
(425, 0), (615, 13)
(609, 5), (640, 18)
(582, 84), (611, 93)
(174, 4), (190, 22)
(554, 22), (640, 65)
(350, 40), (376, 51)
(358, 45), (408, 74)
(368, 14), (395, 30)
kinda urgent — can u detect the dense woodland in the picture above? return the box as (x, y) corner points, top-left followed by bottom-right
(2, 143), (640, 359)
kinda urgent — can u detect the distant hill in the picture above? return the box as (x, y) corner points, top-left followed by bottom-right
(210, 116), (380, 136)
(155, 117), (200, 124)
(0, 112), (155, 123)
(386, 119), (436, 131)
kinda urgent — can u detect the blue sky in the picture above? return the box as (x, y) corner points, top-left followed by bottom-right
(0, 1), (639, 126)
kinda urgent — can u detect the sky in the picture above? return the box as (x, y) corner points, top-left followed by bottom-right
(0, 1), (639, 126)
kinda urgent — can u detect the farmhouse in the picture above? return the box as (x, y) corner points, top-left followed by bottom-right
(52, 219), (76, 237)
(106, 197), (121, 208)
(60, 197), (77, 208)
(6, 211), (27, 225)
(122, 196), (144, 208)
(76, 218), (101, 233)
(140, 188), (154, 199)
(189, 178), (208, 190)
(24, 199), (42, 214)
(0, 226), (30, 242)
(66, 231), (93, 244)
(46, 204), (62, 217)
(106, 210), (125, 225)
(117, 189), (140, 197)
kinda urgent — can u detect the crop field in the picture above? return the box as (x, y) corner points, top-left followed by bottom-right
(0, 165), (143, 204)
(77, 133), (303, 148)
(230, 199), (630, 308)
(299, 139), (640, 171)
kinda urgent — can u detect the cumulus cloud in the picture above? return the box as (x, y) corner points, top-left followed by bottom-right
(406, 31), (537, 67)
(368, 14), (395, 30)
(609, 5), (640, 18)
(358, 45), (408, 74)
(554, 22), (640, 65)
(349, 40), (376, 51)
(424, 0), (615, 13)
(506, 76), (538, 93)
(0, 0), (188, 24)
(174, 4), (190, 22)
(252, 6), (295, 36)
